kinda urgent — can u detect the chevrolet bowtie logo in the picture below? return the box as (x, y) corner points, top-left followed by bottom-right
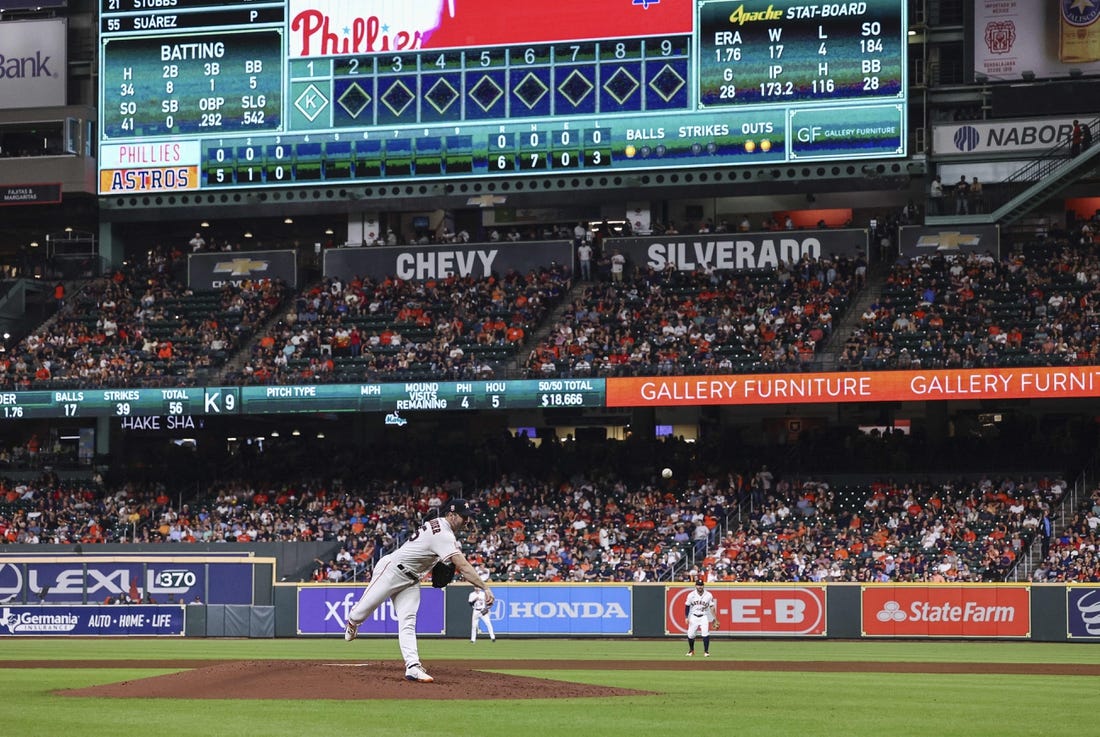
(466, 194), (507, 208)
(915, 231), (981, 251)
(213, 258), (270, 276)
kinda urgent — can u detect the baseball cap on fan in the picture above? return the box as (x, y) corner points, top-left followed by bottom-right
(445, 499), (472, 519)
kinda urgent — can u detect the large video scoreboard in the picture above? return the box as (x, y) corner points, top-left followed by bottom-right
(97, 0), (907, 195)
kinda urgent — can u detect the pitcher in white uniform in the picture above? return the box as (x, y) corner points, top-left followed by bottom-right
(344, 499), (493, 682)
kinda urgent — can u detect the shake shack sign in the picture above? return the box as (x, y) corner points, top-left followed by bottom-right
(607, 229), (868, 272)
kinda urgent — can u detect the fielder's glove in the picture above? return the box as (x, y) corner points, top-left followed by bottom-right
(430, 561), (456, 588)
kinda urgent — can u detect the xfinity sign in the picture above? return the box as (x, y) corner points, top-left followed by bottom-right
(0, 19), (66, 109)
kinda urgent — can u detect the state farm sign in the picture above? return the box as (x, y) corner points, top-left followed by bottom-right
(665, 585), (826, 636)
(862, 586), (1030, 638)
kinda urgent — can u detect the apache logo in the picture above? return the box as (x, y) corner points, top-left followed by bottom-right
(0, 51), (55, 79)
(728, 4), (783, 25)
(984, 20), (1016, 55)
(915, 231), (982, 251)
(213, 258), (270, 277)
(0, 607), (80, 635)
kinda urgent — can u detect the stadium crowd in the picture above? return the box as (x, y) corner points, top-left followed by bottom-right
(1, 425), (1088, 583)
(0, 247), (288, 389)
(837, 238), (1100, 371)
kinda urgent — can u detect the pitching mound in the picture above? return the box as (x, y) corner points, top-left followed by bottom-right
(33, 658), (1100, 701)
(55, 659), (653, 700)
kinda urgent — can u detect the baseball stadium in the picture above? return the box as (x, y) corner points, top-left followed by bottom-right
(1, 2), (1099, 736)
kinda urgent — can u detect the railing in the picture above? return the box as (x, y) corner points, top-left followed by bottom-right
(982, 117), (1100, 215)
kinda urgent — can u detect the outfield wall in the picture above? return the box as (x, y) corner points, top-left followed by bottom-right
(2, 553), (1097, 642)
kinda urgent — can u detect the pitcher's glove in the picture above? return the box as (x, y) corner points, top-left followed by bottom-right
(430, 561), (456, 588)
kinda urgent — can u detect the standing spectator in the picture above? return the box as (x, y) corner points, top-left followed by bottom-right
(610, 250), (626, 283)
(969, 177), (984, 214)
(928, 175), (943, 215)
(954, 175), (970, 214)
(188, 232), (206, 251)
(1082, 121), (1093, 153)
(52, 281), (65, 310)
(1071, 120), (1082, 157)
(577, 240), (593, 280)
(343, 500), (492, 683)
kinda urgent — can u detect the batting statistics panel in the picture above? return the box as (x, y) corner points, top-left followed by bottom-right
(97, 0), (907, 195)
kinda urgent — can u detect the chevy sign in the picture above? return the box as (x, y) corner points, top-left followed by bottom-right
(0, 19), (66, 109)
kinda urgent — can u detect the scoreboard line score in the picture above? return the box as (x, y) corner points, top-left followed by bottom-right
(98, 1), (906, 195)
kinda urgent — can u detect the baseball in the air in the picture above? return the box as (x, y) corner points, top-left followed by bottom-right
(661, 467), (673, 479)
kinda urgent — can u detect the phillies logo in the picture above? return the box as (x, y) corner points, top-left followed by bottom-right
(290, 1), (455, 57)
(984, 20), (1015, 55)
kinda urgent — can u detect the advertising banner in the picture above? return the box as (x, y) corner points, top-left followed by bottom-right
(861, 585), (1031, 638)
(297, 585), (445, 635)
(974, 1), (1100, 82)
(898, 224), (1000, 260)
(0, 19), (66, 109)
(605, 366), (1100, 407)
(323, 241), (574, 282)
(1067, 587), (1100, 639)
(0, 183), (62, 206)
(0, 605), (184, 636)
(607, 229), (868, 274)
(0, 561), (253, 605)
(665, 585), (827, 636)
(187, 249), (299, 290)
(481, 585), (632, 635)
(932, 117), (1078, 157)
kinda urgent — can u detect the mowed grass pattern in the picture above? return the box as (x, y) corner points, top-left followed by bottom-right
(1, 638), (1096, 737)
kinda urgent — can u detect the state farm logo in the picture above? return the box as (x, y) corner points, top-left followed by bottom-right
(984, 20), (1015, 55)
(874, 599), (1015, 624)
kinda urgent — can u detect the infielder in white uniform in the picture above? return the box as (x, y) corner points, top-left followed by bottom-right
(344, 499), (493, 683)
(468, 586), (496, 642)
(685, 578), (717, 657)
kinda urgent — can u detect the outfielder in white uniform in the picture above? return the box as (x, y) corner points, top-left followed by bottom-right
(685, 578), (718, 657)
(468, 587), (496, 642)
(344, 499), (493, 683)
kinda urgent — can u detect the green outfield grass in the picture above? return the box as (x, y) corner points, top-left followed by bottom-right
(2, 639), (1097, 737)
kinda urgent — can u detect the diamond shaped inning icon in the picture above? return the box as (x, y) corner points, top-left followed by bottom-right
(425, 78), (459, 114)
(337, 83), (372, 119)
(381, 80), (416, 117)
(513, 72), (549, 110)
(294, 84), (330, 122)
(603, 67), (640, 105)
(558, 69), (595, 108)
(649, 63), (686, 102)
(469, 75), (504, 112)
